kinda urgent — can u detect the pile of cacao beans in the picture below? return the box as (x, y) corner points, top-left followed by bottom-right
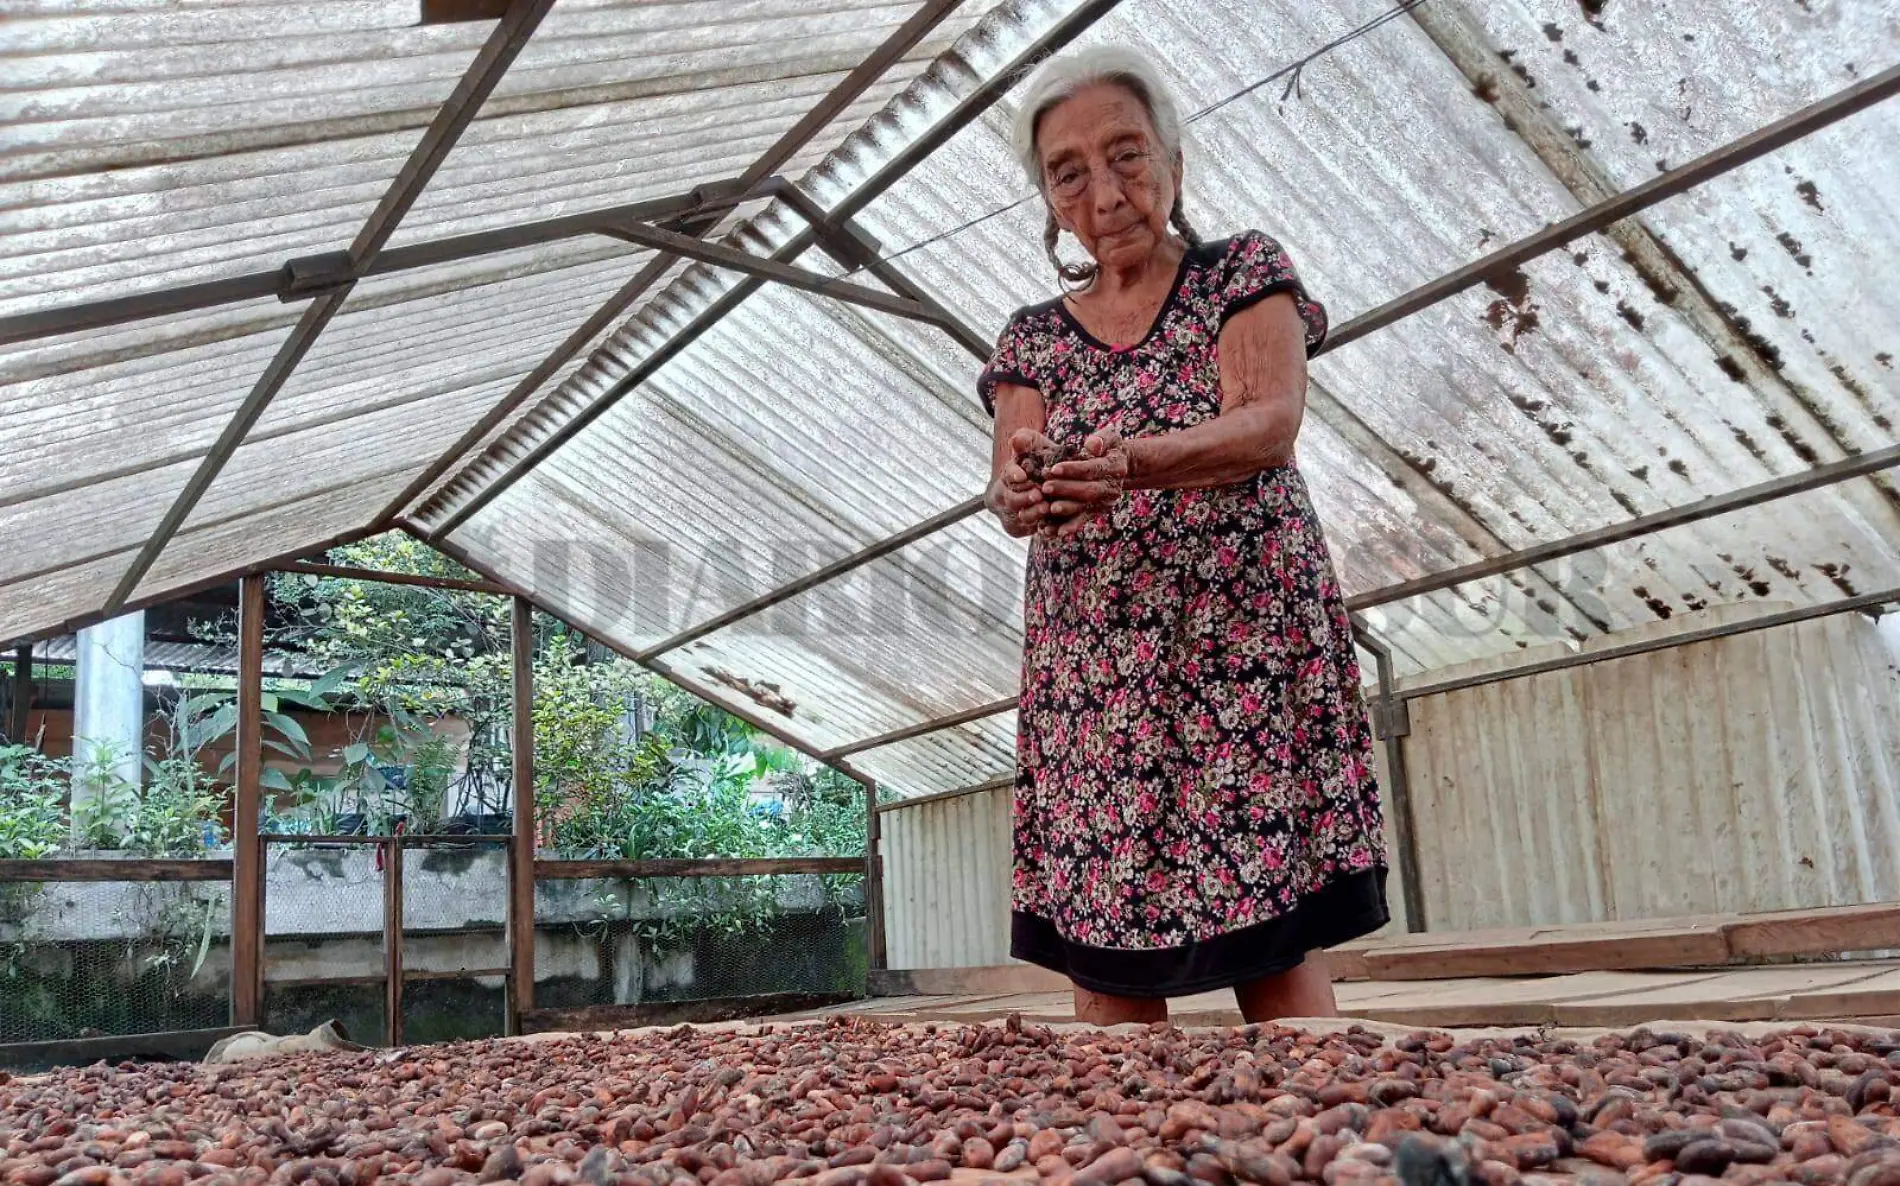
(5, 1017), (1900, 1186)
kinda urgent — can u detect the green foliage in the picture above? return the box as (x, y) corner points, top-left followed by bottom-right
(267, 533), (872, 945)
(0, 744), (65, 860)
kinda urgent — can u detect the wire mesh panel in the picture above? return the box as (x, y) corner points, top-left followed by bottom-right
(532, 872), (867, 1014)
(0, 873), (231, 1045)
(259, 840), (387, 1044)
(400, 838), (510, 1044)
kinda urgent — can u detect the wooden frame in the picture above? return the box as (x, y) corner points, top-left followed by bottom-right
(507, 596), (535, 1034)
(534, 857), (866, 880)
(231, 574), (265, 1026)
(384, 836), (405, 1046)
(0, 859), (231, 882)
(278, 561), (511, 596)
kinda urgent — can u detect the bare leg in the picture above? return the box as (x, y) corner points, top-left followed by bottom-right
(1072, 983), (1168, 1026)
(1234, 953), (1338, 1025)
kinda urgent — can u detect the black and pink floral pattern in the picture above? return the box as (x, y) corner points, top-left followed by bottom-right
(980, 231), (1390, 999)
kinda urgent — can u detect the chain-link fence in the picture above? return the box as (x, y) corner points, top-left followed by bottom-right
(533, 872), (867, 1015)
(0, 872), (231, 1047)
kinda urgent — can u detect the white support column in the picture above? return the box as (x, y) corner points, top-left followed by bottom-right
(71, 610), (145, 840)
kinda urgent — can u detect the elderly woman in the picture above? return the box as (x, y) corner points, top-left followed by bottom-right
(980, 47), (1389, 1026)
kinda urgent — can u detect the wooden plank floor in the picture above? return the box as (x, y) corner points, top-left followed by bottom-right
(816, 959), (1900, 1030)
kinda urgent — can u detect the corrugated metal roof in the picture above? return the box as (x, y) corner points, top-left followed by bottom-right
(2, 0), (1896, 799)
(30, 636), (327, 679)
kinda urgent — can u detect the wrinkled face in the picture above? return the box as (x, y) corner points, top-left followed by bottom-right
(1035, 82), (1181, 273)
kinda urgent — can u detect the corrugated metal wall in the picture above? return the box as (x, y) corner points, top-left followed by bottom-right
(879, 609), (1900, 968)
(1405, 604), (1900, 931)
(882, 783), (1014, 969)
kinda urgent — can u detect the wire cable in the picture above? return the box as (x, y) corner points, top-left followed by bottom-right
(816, 0), (1434, 284)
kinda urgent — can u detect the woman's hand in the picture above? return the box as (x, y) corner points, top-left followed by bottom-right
(987, 427), (1056, 538)
(1039, 428), (1131, 537)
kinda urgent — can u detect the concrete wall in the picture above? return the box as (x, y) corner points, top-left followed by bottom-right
(0, 849), (865, 1048)
(879, 604), (1900, 967)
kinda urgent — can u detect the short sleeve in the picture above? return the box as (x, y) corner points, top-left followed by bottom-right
(976, 312), (1039, 417)
(1217, 230), (1328, 357)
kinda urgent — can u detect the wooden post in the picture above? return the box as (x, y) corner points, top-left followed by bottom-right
(506, 596), (535, 1034)
(9, 644), (31, 743)
(864, 779), (886, 972)
(384, 836), (405, 1047)
(231, 575), (265, 1027)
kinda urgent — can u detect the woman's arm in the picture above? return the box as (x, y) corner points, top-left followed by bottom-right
(1128, 291), (1309, 487)
(1038, 292), (1309, 525)
(986, 381), (1055, 538)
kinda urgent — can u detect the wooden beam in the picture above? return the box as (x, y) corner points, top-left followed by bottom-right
(520, 992), (857, 1034)
(419, 0), (511, 23)
(0, 1026), (249, 1070)
(230, 574), (265, 1027)
(1362, 918), (1733, 981)
(507, 596), (535, 1035)
(1724, 903), (1900, 959)
(278, 561), (510, 596)
(0, 859), (232, 883)
(383, 837), (405, 1047)
(868, 965), (1068, 998)
(534, 857), (867, 880)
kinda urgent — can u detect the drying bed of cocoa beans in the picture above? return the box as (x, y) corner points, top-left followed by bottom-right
(6, 1017), (1900, 1186)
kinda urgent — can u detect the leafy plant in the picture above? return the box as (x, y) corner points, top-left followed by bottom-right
(0, 744), (65, 860)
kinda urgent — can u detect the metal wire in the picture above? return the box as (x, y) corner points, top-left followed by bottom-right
(533, 873), (869, 1012)
(0, 876), (232, 1047)
(818, 0), (1434, 285)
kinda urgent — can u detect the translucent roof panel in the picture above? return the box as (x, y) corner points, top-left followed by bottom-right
(253, 240), (656, 442)
(0, 552), (137, 646)
(1456, 2), (1900, 455)
(0, 301), (301, 601)
(1362, 477), (1900, 678)
(0, 5), (490, 313)
(852, 713), (1017, 801)
(134, 466), (423, 604)
(387, 0), (992, 244)
(0, 301), (297, 507)
(664, 514), (1025, 751)
(433, 232), (999, 643)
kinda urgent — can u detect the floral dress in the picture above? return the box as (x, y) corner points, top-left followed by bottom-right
(978, 230), (1389, 999)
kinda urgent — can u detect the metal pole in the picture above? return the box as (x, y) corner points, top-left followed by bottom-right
(767, 182), (995, 362)
(822, 695), (1019, 761)
(636, 498), (985, 662)
(1353, 622), (1425, 934)
(383, 0), (979, 533)
(1349, 443), (1900, 611)
(1395, 585), (1900, 702)
(0, 182), (753, 349)
(506, 596), (536, 1034)
(420, 0), (1130, 539)
(594, 221), (947, 326)
(230, 575), (266, 1027)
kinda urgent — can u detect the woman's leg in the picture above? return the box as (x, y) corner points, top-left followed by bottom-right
(1073, 983), (1168, 1025)
(1234, 952), (1338, 1024)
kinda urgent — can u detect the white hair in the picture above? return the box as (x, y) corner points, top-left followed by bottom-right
(1010, 45), (1186, 191)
